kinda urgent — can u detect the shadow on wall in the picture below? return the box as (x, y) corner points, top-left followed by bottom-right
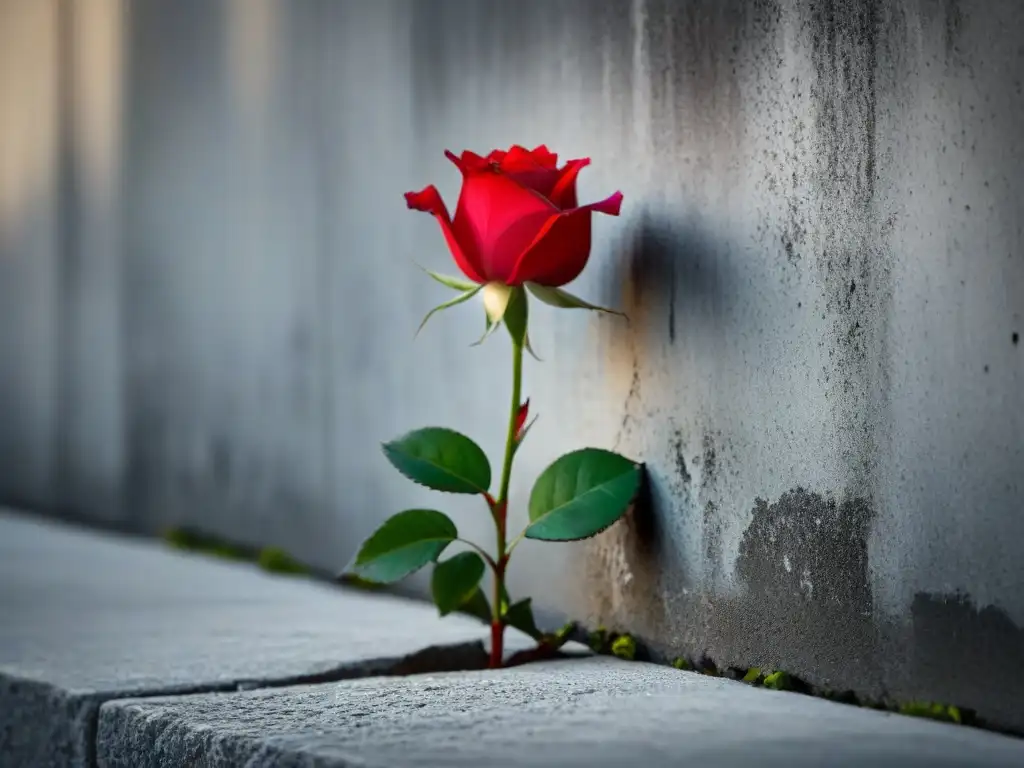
(603, 210), (729, 348)
(574, 211), (1024, 730)
(581, 210), (739, 642)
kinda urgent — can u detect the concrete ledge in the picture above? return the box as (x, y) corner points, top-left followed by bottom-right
(97, 657), (1024, 767)
(0, 511), (508, 767)
(8, 510), (1024, 767)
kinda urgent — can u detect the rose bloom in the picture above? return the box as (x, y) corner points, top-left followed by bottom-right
(405, 145), (622, 288)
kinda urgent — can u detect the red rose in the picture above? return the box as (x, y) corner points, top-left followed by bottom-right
(405, 145), (623, 287)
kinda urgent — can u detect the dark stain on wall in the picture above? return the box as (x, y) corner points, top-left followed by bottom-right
(811, 0), (882, 204)
(909, 592), (1024, 730)
(702, 501), (724, 590)
(809, 0), (891, 490)
(738, 489), (873, 613)
(701, 432), (718, 481)
(671, 432), (692, 486)
(719, 488), (880, 688)
(942, 0), (964, 64)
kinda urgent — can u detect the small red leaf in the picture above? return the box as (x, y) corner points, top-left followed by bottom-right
(514, 399), (530, 442)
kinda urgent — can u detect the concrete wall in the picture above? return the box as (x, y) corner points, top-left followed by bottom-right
(1, 0), (1022, 730)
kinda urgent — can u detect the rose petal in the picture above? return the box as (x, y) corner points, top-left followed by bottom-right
(452, 172), (557, 283)
(549, 158), (591, 210)
(506, 191), (624, 287)
(529, 145), (559, 169)
(500, 146), (545, 173)
(404, 184), (486, 284)
(583, 189), (623, 216)
(499, 146), (562, 199)
(445, 149), (490, 174)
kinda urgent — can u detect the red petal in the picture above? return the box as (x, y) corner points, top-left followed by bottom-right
(404, 184), (486, 284)
(498, 146), (562, 199)
(446, 149), (490, 174)
(529, 145), (558, 169)
(585, 190), (623, 216)
(514, 399), (530, 441)
(452, 172), (557, 283)
(501, 145), (544, 172)
(549, 158), (591, 209)
(506, 191), (623, 287)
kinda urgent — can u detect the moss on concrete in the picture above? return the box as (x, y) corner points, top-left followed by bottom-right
(162, 528), (309, 577)
(610, 634), (637, 661)
(257, 547), (309, 576)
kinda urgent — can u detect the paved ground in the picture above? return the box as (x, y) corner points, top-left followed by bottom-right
(4, 509), (1024, 767)
(99, 658), (1024, 768)
(0, 511), (509, 766)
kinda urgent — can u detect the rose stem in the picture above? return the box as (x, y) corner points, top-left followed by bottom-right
(490, 336), (523, 669)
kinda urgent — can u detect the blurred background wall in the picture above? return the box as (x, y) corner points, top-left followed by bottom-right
(1, 0), (1022, 730)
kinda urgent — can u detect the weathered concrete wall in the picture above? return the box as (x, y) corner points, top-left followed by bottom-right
(1, 0), (1022, 730)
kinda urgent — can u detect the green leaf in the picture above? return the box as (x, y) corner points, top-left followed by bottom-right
(503, 597), (542, 640)
(431, 551), (486, 616)
(502, 286), (528, 347)
(763, 671), (792, 691)
(417, 285), (483, 336)
(588, 626), (609, 652)
(525, 449), (642, 541)
(420, 266), (479, 292)
(549, 621), (575, 648)
(458, 587), (492, 623)
(348, 509), (456, 583)
(525, 283), (625, 316)
(742, 667), (762, 683)
(382, 427), (492, 495)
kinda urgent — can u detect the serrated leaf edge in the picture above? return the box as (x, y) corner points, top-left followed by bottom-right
(382, 428), (491, 495)
(524, 455), (642, 542)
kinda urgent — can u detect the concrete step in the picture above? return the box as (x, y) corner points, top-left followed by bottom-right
(5, 510), (1024, 768)
(0, 511), (510, 767)
(97, 656), (1024, 768)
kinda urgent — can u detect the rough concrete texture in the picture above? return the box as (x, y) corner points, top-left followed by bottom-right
(0, 511), (521, 767)
(97, 657), (1024, 768)
(1, 0), (1023, 730)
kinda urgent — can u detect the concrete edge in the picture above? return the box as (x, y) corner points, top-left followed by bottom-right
(1, 638), (494, 768)
(92, 657), (1024, 768)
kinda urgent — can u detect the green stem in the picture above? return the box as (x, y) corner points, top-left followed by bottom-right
(455, 538), (498, 572)
(490, 338), (524, 669)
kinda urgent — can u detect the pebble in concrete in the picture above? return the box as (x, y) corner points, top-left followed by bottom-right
(97, 657), (1024, 768)
(0, 511), (513, 767)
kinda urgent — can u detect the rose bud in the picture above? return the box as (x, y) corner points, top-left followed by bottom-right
(405, 145), (623, 288)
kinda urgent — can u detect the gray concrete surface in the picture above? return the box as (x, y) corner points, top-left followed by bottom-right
(97, 657), (1024, 768)
(0, 511), (520, 767)
(1, 0), (1023, 731)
